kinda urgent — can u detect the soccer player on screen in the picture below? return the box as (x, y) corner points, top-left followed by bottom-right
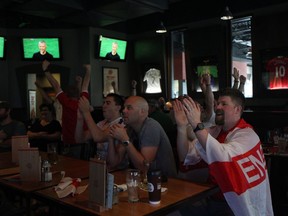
(32, 40), (53, 61)
(105, 42), (120, 60)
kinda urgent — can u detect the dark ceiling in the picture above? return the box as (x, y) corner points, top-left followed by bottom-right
(0, 0), (288, 34)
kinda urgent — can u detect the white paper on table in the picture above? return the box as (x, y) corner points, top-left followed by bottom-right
(54, 176), (88, 198)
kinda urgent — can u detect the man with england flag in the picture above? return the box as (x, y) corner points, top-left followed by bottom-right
(175, 88), (273, 216)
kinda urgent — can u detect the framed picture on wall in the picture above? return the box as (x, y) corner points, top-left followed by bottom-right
(102, 67), (119, 97)
(260, 48), (288, 91)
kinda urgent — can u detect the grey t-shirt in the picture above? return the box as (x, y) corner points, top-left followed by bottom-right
(129, 117), (177, 178)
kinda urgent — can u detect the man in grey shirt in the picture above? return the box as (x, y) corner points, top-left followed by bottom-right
(108, 96), (177, 178)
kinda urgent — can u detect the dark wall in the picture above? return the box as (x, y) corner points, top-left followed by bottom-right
(184, 23), (228, 98)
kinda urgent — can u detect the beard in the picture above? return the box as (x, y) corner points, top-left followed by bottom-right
(215, 109), (225, 125)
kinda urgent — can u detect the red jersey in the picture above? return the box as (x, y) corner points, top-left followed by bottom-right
(266, 56), (288, 89)
(56, 91), (89, 145)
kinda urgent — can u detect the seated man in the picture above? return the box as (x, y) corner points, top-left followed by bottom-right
(108, 96), (177, 178)
(177, 88), (273, 215)
(75, 93), (128, 168)
(0, 101), (26, 152)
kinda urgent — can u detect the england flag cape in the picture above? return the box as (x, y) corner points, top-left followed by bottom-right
(193, 119), (274, 216)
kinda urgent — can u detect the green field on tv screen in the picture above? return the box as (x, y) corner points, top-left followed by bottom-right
(23, 38), (60, 58)
(99, 36), (127, 60)
(0, 37), (4, 58)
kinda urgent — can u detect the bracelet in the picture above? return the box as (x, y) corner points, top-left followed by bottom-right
(206, 84), (211, 86)
(234, 80), (239, 83)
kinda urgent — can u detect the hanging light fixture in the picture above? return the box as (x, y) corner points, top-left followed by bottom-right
(156, 21), (167, 33)
(220, 6), (233, 20)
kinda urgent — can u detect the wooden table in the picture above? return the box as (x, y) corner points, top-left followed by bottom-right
(33, 170), (219, 216)
(0, 152), (90, 216)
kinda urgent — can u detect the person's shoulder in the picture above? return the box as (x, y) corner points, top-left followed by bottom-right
(46, 51), (53, 57)
(145, 117), (162, 127)
(32, 52), (40, 58)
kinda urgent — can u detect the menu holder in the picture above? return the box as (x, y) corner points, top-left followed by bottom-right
(19, 148), (41, 181)
(88, 158), (106, 212)
(11, 135), (29, 164)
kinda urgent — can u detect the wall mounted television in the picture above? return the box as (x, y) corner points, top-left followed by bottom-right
(0, 36), (5, 59)
(22, 37), (61, 61)
(97, 35), (127, 61)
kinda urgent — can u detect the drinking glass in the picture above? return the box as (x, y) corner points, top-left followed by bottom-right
(126, 169), (140, 203)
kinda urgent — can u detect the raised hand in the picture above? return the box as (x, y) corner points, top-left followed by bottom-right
(232, 67), (239, 81)
(172, 99), (188, 127)
(182, 96), (202, 129)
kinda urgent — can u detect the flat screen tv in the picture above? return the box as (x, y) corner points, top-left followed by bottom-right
(0, 36), (5, 59)
(97, 35), (127, 61)
(22, 37), (61, 61)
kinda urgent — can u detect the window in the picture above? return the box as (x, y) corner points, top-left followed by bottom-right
(171, 31), (187, 98)
(231, 16), (253, 98)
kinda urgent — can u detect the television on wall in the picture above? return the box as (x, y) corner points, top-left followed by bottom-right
(22, 37), (61, 61)
(97, 35), (127, 61)
(0, 36), (5, 59)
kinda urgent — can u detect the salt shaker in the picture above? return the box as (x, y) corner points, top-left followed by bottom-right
(41, 160), (52, 182)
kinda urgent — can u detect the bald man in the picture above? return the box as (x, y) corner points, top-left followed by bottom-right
(108, 96), (177, 178)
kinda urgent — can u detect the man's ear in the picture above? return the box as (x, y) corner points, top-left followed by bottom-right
(235, 105), (243, 114)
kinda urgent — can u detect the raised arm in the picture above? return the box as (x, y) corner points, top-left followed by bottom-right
(42, 60), (62, 94)
(238, 75), (246, 93)
(77, 96), (107, 143)
(81, 64), (91, 92)
(200, 73), (214, 122)
(173, 99), (191, 162)
(35, 80), (53, 104)
(75, 75), (83, 94)
(232, 67), (240, 89)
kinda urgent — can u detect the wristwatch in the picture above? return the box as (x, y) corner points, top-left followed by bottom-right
(122, 140), (130, 147)
(193, 123), (205, 133)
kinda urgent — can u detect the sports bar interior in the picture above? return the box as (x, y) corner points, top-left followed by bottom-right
(0, 0), (288, 215)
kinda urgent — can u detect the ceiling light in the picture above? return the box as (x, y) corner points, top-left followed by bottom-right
(221, 6), (233, 20)
(156, 22), (167, 33)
